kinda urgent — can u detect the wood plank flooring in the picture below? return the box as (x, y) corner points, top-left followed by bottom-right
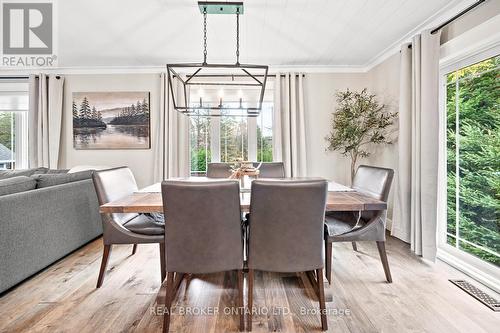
(0, 236), (498, 333)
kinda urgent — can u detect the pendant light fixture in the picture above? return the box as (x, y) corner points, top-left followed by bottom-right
(166, 1), (268, 117)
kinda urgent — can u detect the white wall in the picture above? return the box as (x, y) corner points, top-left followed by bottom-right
(60, 74), (161, 187)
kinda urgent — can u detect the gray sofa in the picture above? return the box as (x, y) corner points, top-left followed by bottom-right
(0, 168), (102, 293)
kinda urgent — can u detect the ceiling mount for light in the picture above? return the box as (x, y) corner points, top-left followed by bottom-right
(198, 1), (244, 15)
(167, 1), (268, 117)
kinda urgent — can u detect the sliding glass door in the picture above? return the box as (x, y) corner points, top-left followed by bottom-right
(445, 55), (499, 268)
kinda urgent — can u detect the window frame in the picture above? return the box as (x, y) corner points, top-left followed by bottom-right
(437, 43), (500, 293)
(189, 100), (274, 176)
(0, 82), (29, 170)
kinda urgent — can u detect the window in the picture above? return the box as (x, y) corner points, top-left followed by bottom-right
(188, 89), (274, 176)
(190, 116), (211, 176)
(444, 55), (499, 267)
(256, 103), (273, 162)
(0, 82), (29, 170)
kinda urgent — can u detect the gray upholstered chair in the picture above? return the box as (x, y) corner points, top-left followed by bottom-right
(207, 162), (232, 178)
(161, 180), (244, 332)
(252, 162), (285, 178)
(247, 179), (328, 331)
(324, 165), (394, 284)
(92, 167), (165, 288)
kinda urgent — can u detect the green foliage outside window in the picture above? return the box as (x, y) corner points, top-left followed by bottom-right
(0, 112), (14, 151)
(446, 55), (500, 266)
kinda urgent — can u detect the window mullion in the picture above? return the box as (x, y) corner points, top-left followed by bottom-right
(248, 116), (257, 162)
(210, 111), (221, 163)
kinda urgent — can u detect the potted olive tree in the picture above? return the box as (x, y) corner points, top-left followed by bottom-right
(325, 89), (397, 182)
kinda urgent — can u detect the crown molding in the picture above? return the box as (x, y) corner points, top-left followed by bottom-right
(0, 66), (166, 75)
(0, 64), (370, 75)
(363, 0), (478, 72)
(269, 65), (368, 74)
(0, 0), (485, 76)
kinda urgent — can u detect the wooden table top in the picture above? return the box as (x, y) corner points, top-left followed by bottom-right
(99, 181), (387, 214)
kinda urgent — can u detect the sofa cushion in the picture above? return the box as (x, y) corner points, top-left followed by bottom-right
(0, 167), (49, 180)
(46, 169), (69, 174)
(0, 176), (37, 196)
(32, 170), (94, 188)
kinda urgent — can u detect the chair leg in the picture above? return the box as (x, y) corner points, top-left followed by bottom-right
(162, 272), (175, 333)
(96, 244), (112, 288)
(159, 243), (166, 283)
(376, 241), (392, 283)
(351, 241), (358, 251)
(316, 268), (328, 331)
(325, 240), (332, 285)
(237, 270), (244, 332)
(247, 269), (254, 332)
(132, 244), (137, 255)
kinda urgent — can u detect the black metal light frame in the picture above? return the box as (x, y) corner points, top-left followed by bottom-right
(166, 1), (269, 117)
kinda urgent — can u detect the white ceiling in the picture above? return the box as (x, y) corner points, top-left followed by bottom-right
(58, 0), (456, 68)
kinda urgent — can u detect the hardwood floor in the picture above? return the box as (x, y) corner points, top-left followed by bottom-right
(1, 236), (498, 333)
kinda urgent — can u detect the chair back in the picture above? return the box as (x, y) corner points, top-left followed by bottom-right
(253, 162), (285, 178)
(92, 167), (139, 224)
(352, 165), (394, 220)
(248, 179), (328, 272)
(207, 163), (232, 178)
(161, 180), (243, 273)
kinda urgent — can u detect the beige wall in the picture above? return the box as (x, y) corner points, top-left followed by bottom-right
(60, 72), (372, 188)
(366, 53), (401, 220)
(60, 74), (161, 187)
(441, 0), (500, 44)
(301, 60), (400, 219)
(304, 73), (369, 185)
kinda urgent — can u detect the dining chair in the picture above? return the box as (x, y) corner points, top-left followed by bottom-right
(252, 162), (285, 178)
(92, 167), (166, 288)
(324, 165), (394, 284)
(207, 162), (232, 178)
(161, 180), (244, 332)
(247, 179), (328, 331)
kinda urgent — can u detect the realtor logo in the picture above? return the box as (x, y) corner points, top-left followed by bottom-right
(2, 2), (52, 54)
(1, 1), (56, 66)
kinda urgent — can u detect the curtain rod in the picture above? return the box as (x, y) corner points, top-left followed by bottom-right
(431, 0), (486, 34)
(403, 0), (486, 50)
(0, 75), (62, 79)
(185, 73), (306, 78)
(0, 76), (30, 79)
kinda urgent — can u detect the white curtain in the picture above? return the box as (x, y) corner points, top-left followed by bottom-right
(153, 73), (190, 182)
(273, 73), (307, 177)
(28, 74), (65, 169)
(391, 30), (441, 261)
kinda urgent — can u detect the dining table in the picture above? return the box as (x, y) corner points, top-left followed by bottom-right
(99, 178), (387, 214)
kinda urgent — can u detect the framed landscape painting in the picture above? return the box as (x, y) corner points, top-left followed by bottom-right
(72, 91), (151, 149)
